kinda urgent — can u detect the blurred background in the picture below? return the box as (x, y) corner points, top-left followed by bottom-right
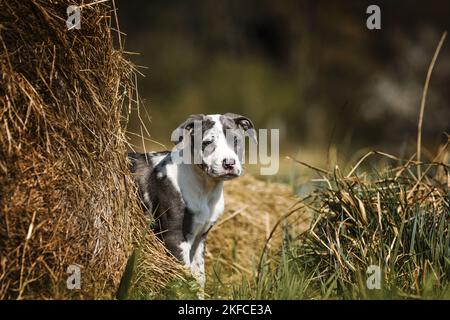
(117, 0), (450, 180)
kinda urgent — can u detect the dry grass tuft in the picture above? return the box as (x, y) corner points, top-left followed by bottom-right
(293, 145), (450, 298)
(0, 0), (182, 299)
(231, 146), (449, 299)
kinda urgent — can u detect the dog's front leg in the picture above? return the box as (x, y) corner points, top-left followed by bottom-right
(162, 230), (191, 267)
(190, 238), (205, 287)
(190, 237), (206, 299)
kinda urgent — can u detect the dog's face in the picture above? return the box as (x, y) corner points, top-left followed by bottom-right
(172, 113), (257, 180)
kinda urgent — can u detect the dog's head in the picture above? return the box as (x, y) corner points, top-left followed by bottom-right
(172, 113), (257, 180)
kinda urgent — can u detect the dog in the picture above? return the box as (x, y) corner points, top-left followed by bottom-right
(129, 113), (256, 289)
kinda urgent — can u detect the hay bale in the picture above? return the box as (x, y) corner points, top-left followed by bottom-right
(206, 175), (310, 289)
(0, 0), (181, 299)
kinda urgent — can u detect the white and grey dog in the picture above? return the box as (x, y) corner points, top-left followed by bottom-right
(129, 113), (256, 288)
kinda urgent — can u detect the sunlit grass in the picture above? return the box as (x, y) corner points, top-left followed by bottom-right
(209, 147), (450, 300)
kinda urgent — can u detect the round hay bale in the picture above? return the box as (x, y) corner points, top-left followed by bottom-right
(0, 0), (182, 299)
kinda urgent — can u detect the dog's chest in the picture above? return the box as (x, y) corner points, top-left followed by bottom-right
(182, 185), (224, 238)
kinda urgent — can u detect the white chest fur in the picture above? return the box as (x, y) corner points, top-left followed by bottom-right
(179, 169), (224, 239)
(171, 162), (225, 267)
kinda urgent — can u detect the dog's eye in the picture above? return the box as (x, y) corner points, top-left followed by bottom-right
(202, 140), (213, 149)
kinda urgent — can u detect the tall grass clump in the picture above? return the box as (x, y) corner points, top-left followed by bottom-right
(295, 148), (450, 299)
(232, 147), (449, 300)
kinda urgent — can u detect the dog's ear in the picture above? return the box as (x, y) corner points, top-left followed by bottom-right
(224, 113), (257, 143)
(172, 114), (205, 145)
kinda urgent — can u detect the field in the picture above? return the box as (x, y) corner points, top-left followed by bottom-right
(1, 1), (449, 300)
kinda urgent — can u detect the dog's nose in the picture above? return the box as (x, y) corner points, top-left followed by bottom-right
(222, 158), (236, 170)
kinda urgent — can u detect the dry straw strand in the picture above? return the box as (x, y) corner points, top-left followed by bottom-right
(417, 31), (447, 177)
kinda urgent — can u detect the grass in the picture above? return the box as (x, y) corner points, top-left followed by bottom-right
(216, 145), (449, 300)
